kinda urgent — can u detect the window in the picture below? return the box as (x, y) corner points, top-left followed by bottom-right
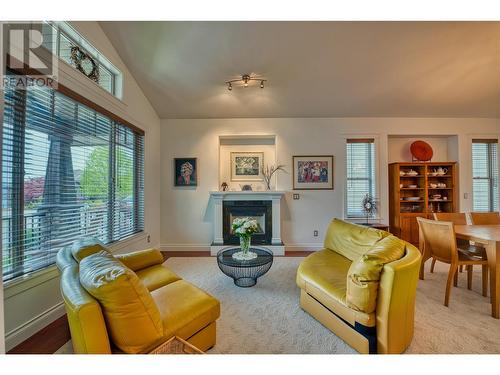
(2, 78), (144, 282)
(346, 138), (376, 218)
(472, 139), (499, 212)
(42, 22), (123, 98)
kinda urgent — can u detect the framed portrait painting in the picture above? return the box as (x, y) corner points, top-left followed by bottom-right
(174, 158), (197, 186)
(293, 155), (334, 190)
(230, 152), (264, 181)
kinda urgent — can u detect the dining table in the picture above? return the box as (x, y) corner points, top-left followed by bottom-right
(454, 224), (500, 319)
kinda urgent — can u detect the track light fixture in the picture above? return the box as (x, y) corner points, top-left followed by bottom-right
(226, 74), (267, 91)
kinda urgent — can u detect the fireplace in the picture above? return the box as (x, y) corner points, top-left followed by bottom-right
(210, 191), (284, 255)
(223, 200), (272, 245)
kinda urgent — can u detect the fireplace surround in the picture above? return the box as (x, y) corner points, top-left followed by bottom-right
(209, 191), (285, 255)
(223, 200), (272, 245)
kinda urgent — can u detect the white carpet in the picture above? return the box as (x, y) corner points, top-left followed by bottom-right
(56, 256), (500, 354)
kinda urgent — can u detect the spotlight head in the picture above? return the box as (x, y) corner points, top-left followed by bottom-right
(228, 83), (232, 91)
(260, 81), (264, 88)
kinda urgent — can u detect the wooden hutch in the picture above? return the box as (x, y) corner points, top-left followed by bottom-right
(389, 162), (458, 246)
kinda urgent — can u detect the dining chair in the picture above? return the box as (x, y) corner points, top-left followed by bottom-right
(469, 212), (500, 225)
(432, 212), (486, 273)
(417, 217), (488, 307)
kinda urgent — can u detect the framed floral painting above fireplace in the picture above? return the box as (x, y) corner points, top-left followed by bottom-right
(293, 155), (334, 190)
(230, 152), (264, 181)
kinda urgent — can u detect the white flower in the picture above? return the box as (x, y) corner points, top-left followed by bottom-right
(231, 217), (259, 236)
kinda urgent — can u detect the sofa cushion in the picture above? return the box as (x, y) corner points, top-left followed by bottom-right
(136, 264), (182, 291)
(116, 248), (165, 271)
(346, 235), (406, 314)
(296, 249), (375, 327)
(71, 239), (110, 262)
(79, 251), (163, 353)
(323, 219), (390, 261)
(151, 280), (220, 340)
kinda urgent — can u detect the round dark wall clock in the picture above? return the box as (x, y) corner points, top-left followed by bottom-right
(410, 140), (433, 162)
(70, 46), (100, 83)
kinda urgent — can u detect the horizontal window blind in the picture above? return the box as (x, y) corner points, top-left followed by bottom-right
(346, 139), (376, 218)
(2, 78), (144, 282)
(472, 139), (498, 212)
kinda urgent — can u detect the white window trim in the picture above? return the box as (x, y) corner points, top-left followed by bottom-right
(48, 21), (124, 99)
(470, 135), (500, 212)
(343, 134), (381, 222)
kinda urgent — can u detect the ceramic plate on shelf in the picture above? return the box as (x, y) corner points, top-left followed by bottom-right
(410, 140), (433, 162)
(404, 197), (421, 201)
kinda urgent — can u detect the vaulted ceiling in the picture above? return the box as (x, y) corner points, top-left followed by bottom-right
(99, 21), (500, 119)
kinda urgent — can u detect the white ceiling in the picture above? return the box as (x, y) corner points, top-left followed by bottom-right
(99, 21), (500, 119)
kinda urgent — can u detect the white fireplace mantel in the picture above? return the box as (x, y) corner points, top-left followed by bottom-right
(209, 191), (286, 255)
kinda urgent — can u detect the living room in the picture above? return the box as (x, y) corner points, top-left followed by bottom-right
(1, 1), (500, 373)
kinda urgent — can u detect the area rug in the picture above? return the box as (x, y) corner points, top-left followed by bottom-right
(56, 256), (500, 354)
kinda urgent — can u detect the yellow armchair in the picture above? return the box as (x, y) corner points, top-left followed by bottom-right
(296, 219), (421, 354)
(56, 240), (220, 354)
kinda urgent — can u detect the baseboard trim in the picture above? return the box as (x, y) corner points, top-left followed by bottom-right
(5, 302), (65, 352)
(161, 243), (322, 252)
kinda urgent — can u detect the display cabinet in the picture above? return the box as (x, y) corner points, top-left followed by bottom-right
(389, 162), (457, 246)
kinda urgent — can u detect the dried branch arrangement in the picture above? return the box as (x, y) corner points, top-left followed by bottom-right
(261, 164), (287, 190)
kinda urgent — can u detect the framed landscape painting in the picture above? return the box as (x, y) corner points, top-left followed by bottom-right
(293, 155), (334, 190)
(231, 152), (264, 181)
(174, 158), (197, 186)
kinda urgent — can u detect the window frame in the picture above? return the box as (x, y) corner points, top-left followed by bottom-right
(345, 137), (379, 219)
(44, 22), (123, 99)
(2, 70), (144, 282)
(472, 138), (499, 212)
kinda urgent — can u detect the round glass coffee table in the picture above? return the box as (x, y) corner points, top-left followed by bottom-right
(216, 246), (273, 287)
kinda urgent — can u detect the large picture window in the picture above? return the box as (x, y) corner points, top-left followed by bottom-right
(346, 138), (376, 218)
(472, 139), (499, 212)
(2, 80), (144, 282)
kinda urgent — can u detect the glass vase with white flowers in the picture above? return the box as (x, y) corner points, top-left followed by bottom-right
(231, 217), (259, 260)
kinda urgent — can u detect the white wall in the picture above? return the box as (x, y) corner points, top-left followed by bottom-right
(2, 21), (161, 351)
(0, 68), (5, 354)
(160, 117), (500, 252)
(388, 135), (455, 163)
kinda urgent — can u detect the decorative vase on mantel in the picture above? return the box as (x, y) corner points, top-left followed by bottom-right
(261, 164), (287, 191)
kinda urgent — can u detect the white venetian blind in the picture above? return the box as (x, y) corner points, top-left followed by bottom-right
(2, 78), (144, 282)
(472, 139), (499, 212)
(346, 139), (376, 218)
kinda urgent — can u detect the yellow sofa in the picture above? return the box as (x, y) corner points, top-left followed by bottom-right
(56, 239), (220, 354)
(296, 219), (421, 354)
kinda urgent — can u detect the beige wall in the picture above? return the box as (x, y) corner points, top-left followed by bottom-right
(2, 21), (161, 351)
(160, 117), (500, 251)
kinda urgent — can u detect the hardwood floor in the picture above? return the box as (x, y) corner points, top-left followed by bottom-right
(8, 315), (70, 354)
(7, 250), (311, 354)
